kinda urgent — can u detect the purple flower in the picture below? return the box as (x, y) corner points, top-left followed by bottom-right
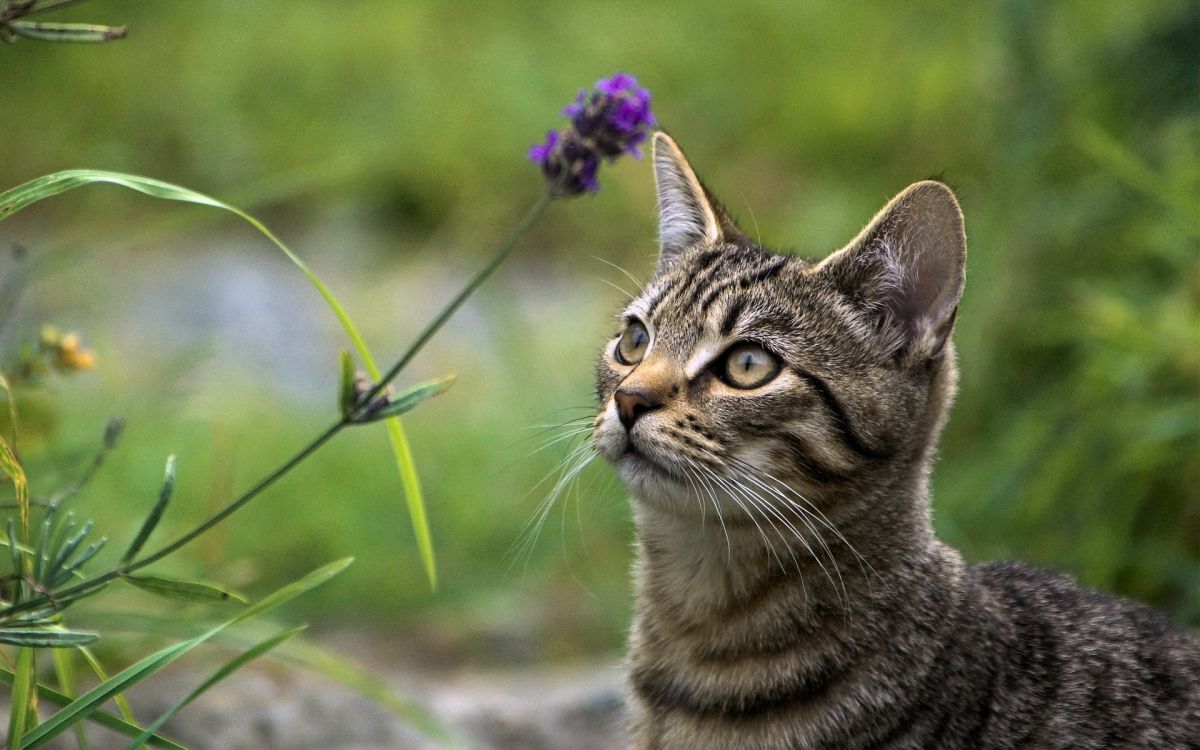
(528, 72), (656, 197)
(527, 130), (559, 165)
(596, 73), (638, 96)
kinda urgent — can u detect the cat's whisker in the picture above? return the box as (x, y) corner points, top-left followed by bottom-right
(695, 458), (823, 602)
(707, 465), (807, 580)
(508, 438), (597, 573)
(682, 456), (791, 575)
(678, 444), (842, 608)
(596, 277), (636, 301)
(590, 255), (647, 296)
(720, 458), (844, 571)
(719, 460), (849, 607)
(525, 426), (594, 458)
(731, 467), (856, 611)
(731, 456), (878, 590)
(680, 461), (731, 562)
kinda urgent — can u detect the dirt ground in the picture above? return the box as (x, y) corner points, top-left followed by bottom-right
(26, 648), (627, 750)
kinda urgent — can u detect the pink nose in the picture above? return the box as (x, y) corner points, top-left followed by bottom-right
(614, 387), (662, 430)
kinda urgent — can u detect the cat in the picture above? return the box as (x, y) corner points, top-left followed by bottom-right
(591, 132), (1200, 749)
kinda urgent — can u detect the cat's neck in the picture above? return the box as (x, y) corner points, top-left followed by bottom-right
(630, 475), (947, 629)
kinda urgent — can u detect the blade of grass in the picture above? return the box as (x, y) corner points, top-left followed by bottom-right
(76, 646), (134, 723)
(50, 648), (88, 750)
(6, 647), (36, 750)
(0, 433), (29, 540)
(18, 558), (352, 749)
(0, 668), (184, 750)
(121, 455), (175, 564)
(125, 625), (307, 749)
(0, 374), (18, 451)
(0, 170), (436, 587)
(120, 574), (246, 605)
(6, 21), (127, 43)
(0, 628), (98, 647)
(363, 376), (456, 422)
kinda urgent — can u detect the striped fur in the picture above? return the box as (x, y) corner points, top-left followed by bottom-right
(592, 133), (1200, 749)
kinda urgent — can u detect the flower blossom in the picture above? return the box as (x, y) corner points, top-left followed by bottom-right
(529, 73), (656, 197)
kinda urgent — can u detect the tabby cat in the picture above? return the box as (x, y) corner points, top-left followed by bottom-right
(591, 132), (1200, 749)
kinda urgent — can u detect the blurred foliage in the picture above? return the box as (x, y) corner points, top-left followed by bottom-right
(1, 0), (1196, 663)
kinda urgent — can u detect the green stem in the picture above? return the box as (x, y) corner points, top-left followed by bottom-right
(359, 192), (553, 407)
(0, 193), (554, 620)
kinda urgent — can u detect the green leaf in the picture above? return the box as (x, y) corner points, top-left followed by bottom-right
(76, 646), (135, 724)
(338, 350), (357, 418)
(6, 648), (36, 750)
(50, 648), (89, 750)
(383, 415), (435, 588)
(0, 373), (17, 448)
(121, 574), (247, 605)
(0, 432), (29, 539)
(6, 21), (127, 43)
(0, 667), (184, 749)
(0, 627), (99, 648)
(121, 455), (176, 563)
(18, 558), (352, 749)
(361, 376), (456, 422)
(126, 625), (307, 749)
(0, 170), (436, 589)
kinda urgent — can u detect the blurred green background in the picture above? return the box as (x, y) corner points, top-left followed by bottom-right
(2, 0), (1196, 668)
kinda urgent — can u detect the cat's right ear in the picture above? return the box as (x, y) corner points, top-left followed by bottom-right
(653, 132), (737, 270)
(819, 180), (967, 363)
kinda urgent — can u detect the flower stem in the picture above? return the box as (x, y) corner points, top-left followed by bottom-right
(358, 192), (553, 407)
(0, 192), (555, 620)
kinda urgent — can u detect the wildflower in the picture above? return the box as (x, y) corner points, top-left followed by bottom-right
(529, 72), (656, 197)
(39, 325), (97, 373)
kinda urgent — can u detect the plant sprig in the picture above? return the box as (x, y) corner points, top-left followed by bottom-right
(0, 0), (127, 44)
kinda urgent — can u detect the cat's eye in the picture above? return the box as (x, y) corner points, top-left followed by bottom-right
(615, 320), (650, 365)
(719, 342), (781, 389)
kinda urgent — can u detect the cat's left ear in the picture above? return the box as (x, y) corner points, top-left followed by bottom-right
(820, 180), (967, 362)
(653, 132), (745, 271)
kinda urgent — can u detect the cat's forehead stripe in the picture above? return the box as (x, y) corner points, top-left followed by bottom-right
(697, 256), (790, 313)
(645, 246), (771, 325)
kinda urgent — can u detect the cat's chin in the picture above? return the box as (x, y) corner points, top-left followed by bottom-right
(615, 450), (691, 502)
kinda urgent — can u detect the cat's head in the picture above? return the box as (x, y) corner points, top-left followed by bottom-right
(593, 133), (966, 519)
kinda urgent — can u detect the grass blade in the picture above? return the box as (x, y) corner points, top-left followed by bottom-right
(0, 668), (184, 750)
(0, 628), (99, 648)
(364, 376), (456, 422)
(18, 558), (352, 749)
(0, 374), (18, 450)
(0, 433), (29, 539)
(121, 455), (175, 564)
(50, 648), (89, 750)
(6, 648), (36, 750)
(6, 21), (127, 43)
(76, 646), (134, 723)
(121, 574), (246, 605)
(125, 625), (306, 749)
(0, 170), (436, 588)
(338, 350), (357, 418)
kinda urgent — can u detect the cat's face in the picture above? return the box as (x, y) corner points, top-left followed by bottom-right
(593, 133), (966, 520)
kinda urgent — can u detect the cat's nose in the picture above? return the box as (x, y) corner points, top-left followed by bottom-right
(614, 387), (662, 430)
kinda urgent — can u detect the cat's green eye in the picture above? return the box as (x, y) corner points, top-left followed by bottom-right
(720, 343), (781, 389)
(615, 320), (650, 365)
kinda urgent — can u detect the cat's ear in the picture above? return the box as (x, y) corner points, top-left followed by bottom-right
(652, 132), (744, 270)
(820, 180), (966, 362)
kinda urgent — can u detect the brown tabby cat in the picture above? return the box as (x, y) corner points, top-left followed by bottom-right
(592, 132), (1200, 749)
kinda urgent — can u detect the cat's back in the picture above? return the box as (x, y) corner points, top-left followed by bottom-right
(965, 561), (1200, 748)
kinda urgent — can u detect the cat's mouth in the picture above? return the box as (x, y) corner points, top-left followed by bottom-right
(620, 441), (684, 482)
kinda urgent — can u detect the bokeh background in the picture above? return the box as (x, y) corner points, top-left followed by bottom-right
(2, 0), (1196, 682)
